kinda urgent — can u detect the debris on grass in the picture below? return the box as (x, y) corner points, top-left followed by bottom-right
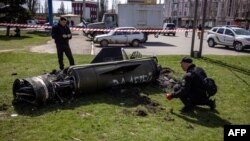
(0, 111), (9, 120)
(70, 136), (83, 141)
(121, 109), (132, 115)
(186, 123), (194, 129)
(77, 112), (91, 118)
(135, 106), (148, 117)
(11, 72), (17, 76)
(164, 112), (175, 122)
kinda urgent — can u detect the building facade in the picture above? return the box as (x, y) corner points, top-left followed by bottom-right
(127, 0), (157, 4)
(72, 0), (98, 22)
(163, 0), (250, 28)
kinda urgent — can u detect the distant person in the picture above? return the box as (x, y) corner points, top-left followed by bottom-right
(66, 20), (70, 26)
(185, 24), (189, 37)
(166, 57), (216, 113)
(71, 20), (74, 27)
(197, 24), (202, 39)
(51, 16), (75, 70)
(14, 27), (20, 37)
(246, 23), (249, 30)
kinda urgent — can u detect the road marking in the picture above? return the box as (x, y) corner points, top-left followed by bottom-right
(91, 41), (94, 55)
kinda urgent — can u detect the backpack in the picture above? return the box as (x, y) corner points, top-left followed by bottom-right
(192, 68), (217, 96)
(203, 77), (217, 96)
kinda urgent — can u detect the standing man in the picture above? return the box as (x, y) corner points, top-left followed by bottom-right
(197, 24), (202, 39)
(166, 57), (215, 113)
(52, 17), (75, 70)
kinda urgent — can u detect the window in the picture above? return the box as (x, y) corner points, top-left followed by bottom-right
(225, 29), (234, 36)
(115, 32), (124, 35)
(212, 27), (218, 32)
(132, 32), (140, 34)
(217, 28), (224, 34)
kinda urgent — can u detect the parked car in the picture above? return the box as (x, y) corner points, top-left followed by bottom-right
(93, 27), (144, 47)
(27, 20), (37, 25)
(162, 23), (176, 36)
(43, 21), (58, 30)
(207, 26), (250, 51)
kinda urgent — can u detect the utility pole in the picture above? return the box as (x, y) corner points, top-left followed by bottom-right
(83, 0), (86, 20)
(198, 0), (207, 57)
(48, 0), (53, 26)
(190, 0), (198, 57)
(97, 0), (99, 22)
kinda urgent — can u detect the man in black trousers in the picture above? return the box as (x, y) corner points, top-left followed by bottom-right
(52, 16), (75, 70)
(166, 57), (216, 113)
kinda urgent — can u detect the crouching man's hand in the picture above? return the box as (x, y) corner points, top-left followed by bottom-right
(165, 93), (173, 101)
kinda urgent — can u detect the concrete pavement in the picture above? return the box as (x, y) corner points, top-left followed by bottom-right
(29, 30), (250, 56)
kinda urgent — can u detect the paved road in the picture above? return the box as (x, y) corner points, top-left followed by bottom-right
(29, 30), (250, 56)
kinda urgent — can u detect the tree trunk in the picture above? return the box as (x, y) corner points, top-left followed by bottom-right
(6, 26), (10, 36)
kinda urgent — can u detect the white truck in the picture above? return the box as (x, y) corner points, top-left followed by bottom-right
(85, 4), (164, 42)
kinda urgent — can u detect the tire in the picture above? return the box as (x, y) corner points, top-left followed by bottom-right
(208, 38), (215, 47)
(92, 32), (103, 38)
(234, 42), (244, 51)
(100, 40), (108, 47)
(173, 33), (176, 36)
(141, 33), (148, 43)
(131, 40), (140, 47)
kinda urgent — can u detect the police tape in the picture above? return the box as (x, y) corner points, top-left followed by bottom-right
(0, 23), (194, 33)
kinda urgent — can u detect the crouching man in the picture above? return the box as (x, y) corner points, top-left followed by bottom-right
(166, 57), (215, 113)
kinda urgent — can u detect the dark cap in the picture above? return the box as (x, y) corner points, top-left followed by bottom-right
(60, 16), (67, 21)
(180, 56), (193, 63)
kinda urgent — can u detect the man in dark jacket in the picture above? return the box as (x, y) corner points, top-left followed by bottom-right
(166, 57), (215, 113)
(52, 16), (75, 70)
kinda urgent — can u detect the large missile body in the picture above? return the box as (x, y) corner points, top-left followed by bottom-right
(13, 57), (160, 105)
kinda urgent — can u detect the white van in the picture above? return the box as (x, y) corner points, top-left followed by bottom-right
(162, 23), (176, 36)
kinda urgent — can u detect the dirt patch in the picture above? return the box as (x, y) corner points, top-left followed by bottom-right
(135, 106), (148, 117)
(0, 103), (9, 111)
(164, 111), (175, 122)
(115, 87), (165, 117)
(0, 104), (9, 120)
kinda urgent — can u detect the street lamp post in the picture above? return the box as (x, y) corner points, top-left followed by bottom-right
(190, 0), (198, 57)
(48, 0), (53, 26)
(198, 0), (208, 57)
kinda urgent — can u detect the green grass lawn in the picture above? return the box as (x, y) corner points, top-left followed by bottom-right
(0, 52), (249, 141)
(0, 30), (51, 50)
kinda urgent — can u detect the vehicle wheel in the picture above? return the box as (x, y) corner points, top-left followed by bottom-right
(141, 33), (148, 43)
(173, 33), (176, 36)
(167, 33), (170, 36)
(100, 40), (108, 47)
(92, 32), (103, 38)
(131, 40), (140, 47)
(234, 42), (244, 51)
(208, 38), (215, 47)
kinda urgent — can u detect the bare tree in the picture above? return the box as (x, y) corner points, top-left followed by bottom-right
(98, 0), (108, 21)
(114, 0), (121, 13)
(44, 0), (48, 14)
(26, 0), (38, 16)
(57, 2), (65, 14)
